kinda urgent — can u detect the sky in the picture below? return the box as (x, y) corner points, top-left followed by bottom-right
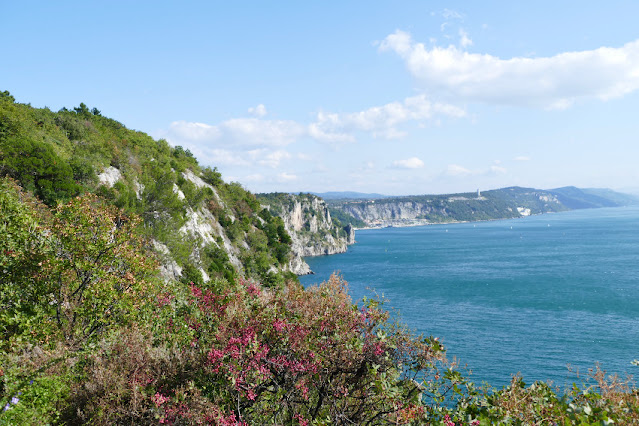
(2, 1), (639, 195)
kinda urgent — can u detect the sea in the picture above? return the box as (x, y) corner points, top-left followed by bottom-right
(299, 206), (639, 389)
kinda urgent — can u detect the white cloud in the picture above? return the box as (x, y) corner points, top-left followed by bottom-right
(393, 157), (425, 169)
(166, 120), (221, 142)
(308, 113), (355, 143)
(161, 94), (466, 164)
(221, 118), (305, 146)
(158, 95), (467, 190)
(310, 94), (465, 142)
(442, 8), (463, 20)
(459, 29), (473, 48)
(243, 173), (265, 182)
(248, 104), (267, 117)
(257, 150), (292, 168)
(363, 161), (376, 170)
(446, 164), (472, 176)
(277, 172), (298, 182)
(443, 163), (506, 177)
(164, 118), (305, 149)
(194, 148), (250, 167)
(380, 30), (639, 108)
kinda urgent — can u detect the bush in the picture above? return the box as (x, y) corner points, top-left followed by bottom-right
(0, 137), (81, 205)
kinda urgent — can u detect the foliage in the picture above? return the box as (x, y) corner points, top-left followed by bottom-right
(0, 178), (52, 348)
(57, 275), (446, 424)
(0, 136), (82, 206)
(44, 195), (158, 346)
(328, 206), (367, 228)
(5, 91), (639, 425)
(440, 367), (639, 425)
(0, 345), (72, 425)
(1, 185), (158, 349)
(3, 181), (639, 424)
(0, 92), (297, 285)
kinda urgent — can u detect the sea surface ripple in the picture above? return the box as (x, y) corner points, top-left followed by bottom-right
(300, 206), (639, 388)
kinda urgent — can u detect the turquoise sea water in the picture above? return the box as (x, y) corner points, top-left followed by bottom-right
(300, 206), (639, 388)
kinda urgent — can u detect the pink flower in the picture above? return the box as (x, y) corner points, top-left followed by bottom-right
(152, 392), (169, 406)
(294, 413), (309, 426)
(247, 388), (256, 400)
(247, 283), (261, 296)
(273, 319), (286, 332)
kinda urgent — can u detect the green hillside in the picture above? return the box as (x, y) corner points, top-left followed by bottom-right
(0, 91), (295, 287)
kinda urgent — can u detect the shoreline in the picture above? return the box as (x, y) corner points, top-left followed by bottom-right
(353, 215), (527, 231)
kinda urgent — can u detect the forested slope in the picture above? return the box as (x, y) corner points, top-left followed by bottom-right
(0, 90), (296, 287)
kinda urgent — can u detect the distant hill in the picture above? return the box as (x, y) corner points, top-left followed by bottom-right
(547, 186), (634, 209)
(580, 188), (639, 206)
(328, 186), (637, 228)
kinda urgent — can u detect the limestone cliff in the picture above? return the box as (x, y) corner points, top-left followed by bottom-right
(258, 193), (355, 274)
(331, 187), (571, 227)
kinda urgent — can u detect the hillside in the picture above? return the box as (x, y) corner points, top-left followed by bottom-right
(329, 186), (637, 228)
(550, 186), (639, 209)
(0, 91), (299, 287)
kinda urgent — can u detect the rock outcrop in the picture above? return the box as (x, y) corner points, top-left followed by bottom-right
(258, 193), (356, 274)
(339, 201), (435, 227)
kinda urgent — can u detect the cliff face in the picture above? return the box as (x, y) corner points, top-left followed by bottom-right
(332, 188), (571, 227)
(339, 201), (435, 227)
(258, 193), (355, 274)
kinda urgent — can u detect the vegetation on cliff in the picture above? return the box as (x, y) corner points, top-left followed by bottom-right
(3, 92), (639, 424)
(0, 92), (295, 287)
(257, 192), (354, 257)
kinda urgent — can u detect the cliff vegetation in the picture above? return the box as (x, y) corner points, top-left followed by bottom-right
(257, 193), (356, 274)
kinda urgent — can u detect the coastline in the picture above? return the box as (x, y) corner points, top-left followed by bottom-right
(354, 216), (523, 231)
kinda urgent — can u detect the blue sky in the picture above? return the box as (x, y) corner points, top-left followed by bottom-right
(3, 1), (639, 195)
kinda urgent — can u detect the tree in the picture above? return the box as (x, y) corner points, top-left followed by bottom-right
(0, 178), (52, 346)
(73, 102), (91, 117)
(43, 195), (158, 346)
(0, 137), (81, 206)
(1, 188), (158, 348)
(0, 90), (15, 103)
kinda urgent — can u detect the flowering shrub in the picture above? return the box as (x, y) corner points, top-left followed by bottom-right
(56, 274), (448, 424)
(189, 274), (448, 424)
